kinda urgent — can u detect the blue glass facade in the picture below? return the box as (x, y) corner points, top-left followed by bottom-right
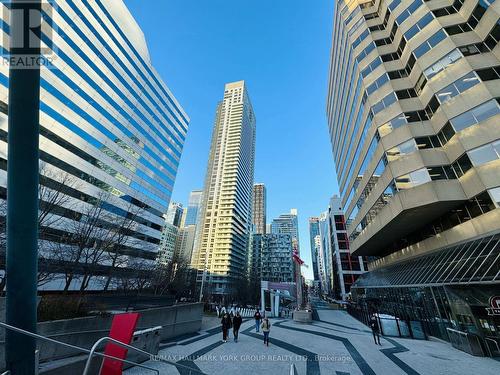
(0, 0), (189, 290)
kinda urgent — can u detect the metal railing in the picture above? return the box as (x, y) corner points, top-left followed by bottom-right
(0, 321), (208, 375)
(484, 337), (500, 357)
(446, 328), (484, 356)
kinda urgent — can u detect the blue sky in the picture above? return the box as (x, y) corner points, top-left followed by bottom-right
(125, 0), (338, 279)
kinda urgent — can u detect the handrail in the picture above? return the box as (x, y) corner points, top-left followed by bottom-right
(83, 336), (209, 375)
(82, 336), (161, 375)
(485, 337), (500, 357)
(0, 322), (207, 375)
(0, 322), (159, 374)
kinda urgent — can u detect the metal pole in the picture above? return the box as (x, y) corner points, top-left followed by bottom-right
(5, 0), (42, 374)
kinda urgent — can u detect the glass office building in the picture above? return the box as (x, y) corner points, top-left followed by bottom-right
(185, 190), (203, 226)
(327, 0), (500, 347)
(308, 217), (321, 281)
(0, 0), (189, 290)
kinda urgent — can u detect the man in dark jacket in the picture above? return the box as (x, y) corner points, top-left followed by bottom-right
(233, 311), (243, 342)
(254, 309), (262, 332)
(221, 313), (232, 343)
(370, 314), (381, 345)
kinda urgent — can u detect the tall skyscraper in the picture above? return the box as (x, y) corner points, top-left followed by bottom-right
(327, 0), (500, 340)
(271, 209), (300, 252)
(253, 183), (267, 234)
(265, 224), (272, 234)
(308, 217), (321, 281)
(158, 223), (178, 265)
(317, 212), (331, 295)
(165, 202), (184, 227)
(185, 190), (203, 226)
(0, 0), (189, 290)
(174, 225), (197, 263)
(191, 81), (256, 297)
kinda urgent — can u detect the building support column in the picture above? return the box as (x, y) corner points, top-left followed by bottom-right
(274, 292), (280, 317)
(261, 288), (266, 313)
(270, 291), (275, 317)
(5, 1), (42, 374)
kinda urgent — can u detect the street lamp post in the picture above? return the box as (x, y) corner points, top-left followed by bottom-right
(5, 0), (42, 373)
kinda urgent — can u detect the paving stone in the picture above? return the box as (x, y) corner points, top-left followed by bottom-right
(125, 308), (500, 375)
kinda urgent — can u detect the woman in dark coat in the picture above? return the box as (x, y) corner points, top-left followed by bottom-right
(221, 312), (232, 343)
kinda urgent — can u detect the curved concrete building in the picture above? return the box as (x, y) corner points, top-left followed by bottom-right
(327, 0), (500, 343)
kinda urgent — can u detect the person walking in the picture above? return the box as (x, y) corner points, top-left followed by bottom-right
(261, 317), (271, 346)
(254, 309), (262, 332)
(370, 314), (381, 345)
(233, 311), (243, 342)
(221, 312), (232, 343)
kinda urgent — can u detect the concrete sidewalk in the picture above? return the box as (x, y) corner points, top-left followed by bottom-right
(125, 308), (499, 375)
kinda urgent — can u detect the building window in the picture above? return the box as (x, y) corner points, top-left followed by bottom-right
(386, 139), (418, 162)
(394, 168), (431, 190)
(450, 99), (500, 132)
(405, 12), (433, 40)
(414, 30), (447, 58)
(424, 49), (462, 79)
(488, 187), (500, 208)
(436, 72), (480, 104)
(444, 1), (488, 35)
(468, 140), (500, 167)
(475, 66), (500, 81)
(377, 113), (408, 137)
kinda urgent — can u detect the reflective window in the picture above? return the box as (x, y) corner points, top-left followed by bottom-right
(468, 140), (500, 167)
(405, 13), (433, 40)
(352, 29), (369, 50)
(366, 73), (389, 95)
(388, 0), (402, 12)
(488, 187), (500, 208)
(386, 139), (418, 161)
(396, 0), (423, 25)
(395, 168), (431, 190)
(361, 57), (382, 77)
(450, 99), (500, 132)
(414, 30), (446, 58)
(372, 92), (397, 114)
(356, 42), (376, 63)
(436, 72), (480, 104)
(377, 113), (408, 137)
(424, 49), (462, 79)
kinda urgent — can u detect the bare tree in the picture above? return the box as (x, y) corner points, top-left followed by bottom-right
(149, 253), (194, 297)
(102, 202), (144, 291)
(51, 192), (114, 293)
(116, 258), (155, 293)
(37, 165), (78, 287)
(0, 165), (78, 290)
